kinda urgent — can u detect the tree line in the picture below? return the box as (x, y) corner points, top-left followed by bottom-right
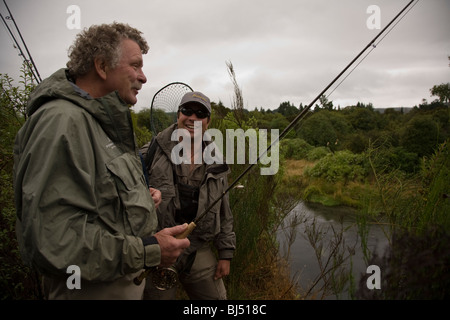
(135, 84), (449, 175)
(1, 62), (449, 299)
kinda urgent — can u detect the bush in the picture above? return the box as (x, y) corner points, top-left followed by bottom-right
(305, 150), (367, 183)
(371, 146), (420, 174)
(280, 138), (313, 160)
(1, 67), (42, 299)
(306, 146), (330, 161)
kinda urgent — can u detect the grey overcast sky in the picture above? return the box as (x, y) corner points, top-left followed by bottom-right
(1, 0), (449, 112)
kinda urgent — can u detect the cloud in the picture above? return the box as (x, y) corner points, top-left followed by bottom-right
(1, 0), (448, 113)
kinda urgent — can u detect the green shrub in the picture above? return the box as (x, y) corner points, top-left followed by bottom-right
(305, 150), (367, 183)
(280, 138), (313, 159)
(306, 146), (330, 161)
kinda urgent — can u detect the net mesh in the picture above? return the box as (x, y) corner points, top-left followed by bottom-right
(150, 82), (193, 134)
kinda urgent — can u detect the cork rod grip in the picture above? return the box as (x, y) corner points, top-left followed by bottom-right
(134, 222), (196, 286)
(176, 221), (196, 239)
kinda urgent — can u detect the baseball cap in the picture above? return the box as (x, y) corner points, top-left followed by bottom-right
(179, 91), (211, 114)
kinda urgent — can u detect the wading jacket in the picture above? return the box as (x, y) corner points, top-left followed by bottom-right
(141, 124), (236, 267)
(13, 69), (159, 298)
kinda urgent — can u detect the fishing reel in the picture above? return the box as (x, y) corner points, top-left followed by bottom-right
(151, 266), (179, 290)
(134, 265), (179, 290)
(133, 222), (196, 289)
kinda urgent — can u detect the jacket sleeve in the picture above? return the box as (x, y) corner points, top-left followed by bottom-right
(14, 105), (155, 281)
(214, 176), (236, 260)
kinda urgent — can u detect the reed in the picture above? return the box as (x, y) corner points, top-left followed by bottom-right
(356, 139), (450, 299)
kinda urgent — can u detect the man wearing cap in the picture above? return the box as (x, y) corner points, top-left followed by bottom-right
(140, 91), (236, 300)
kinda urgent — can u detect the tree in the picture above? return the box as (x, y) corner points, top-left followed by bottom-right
(343, 105), (381, 131)
(430, 83), (450, 104)
(298, 110), (351, 149)
(319, 95), (333, 110)
(400, 115), (439, 157)
(276, 101), (298, 119)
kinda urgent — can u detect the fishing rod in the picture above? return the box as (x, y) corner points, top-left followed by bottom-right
(134, 0), (417, 287)
(1, 0), (41, 83)
(180, 0), (417, 236)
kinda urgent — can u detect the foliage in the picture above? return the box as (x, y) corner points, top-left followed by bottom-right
(219, 63), (298, 298)
(134, 107), (174, 136)
(378, 147), (419, 173)
(1, 65), (40, 300)
(130, 110), (153, 147)
(357, 224), (450, 300)
(400, 115), (441, 157)
(1, 60), (449, 300)
(356, 140), (450, 299)
(304, 150), (368, 184)
(430, 82), (450, 104)
(306, 146), (330, 161)
(280, 138), (313, 160)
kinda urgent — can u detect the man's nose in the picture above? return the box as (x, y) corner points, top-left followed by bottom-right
(138, 68), (147, 84)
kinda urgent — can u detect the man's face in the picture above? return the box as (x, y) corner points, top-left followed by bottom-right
(177, 103), (211, 139)
(105, 39), (147, 105)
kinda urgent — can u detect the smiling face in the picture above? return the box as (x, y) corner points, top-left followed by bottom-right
(177, 102), (211, 139)
(104, 38), (147, 105)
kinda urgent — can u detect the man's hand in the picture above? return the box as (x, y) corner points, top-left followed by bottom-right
(150, 187), (162, 209)
(154, 224), (190, 267)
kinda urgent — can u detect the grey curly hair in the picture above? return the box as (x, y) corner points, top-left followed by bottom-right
(66, 22), (149, 79)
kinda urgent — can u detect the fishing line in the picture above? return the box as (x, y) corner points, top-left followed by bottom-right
(325, 0), (420, 103)
(134, 0), (417, 288)
(1, 0), (41, 83)
(192, 0), (419, 226)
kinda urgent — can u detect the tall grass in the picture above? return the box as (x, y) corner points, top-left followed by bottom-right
(356, 139), (450, 299)
(216, 62), (299, 299)
(225, 165), (299, 299)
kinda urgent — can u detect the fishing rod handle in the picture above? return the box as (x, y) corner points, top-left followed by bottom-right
(134, 268), (151, 285)
(176, 221), (197, 239)
(134, 222), (196, 285)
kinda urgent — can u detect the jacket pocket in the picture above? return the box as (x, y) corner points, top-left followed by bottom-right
(194, 176), (223, 239)
(106, 153), (155, 236)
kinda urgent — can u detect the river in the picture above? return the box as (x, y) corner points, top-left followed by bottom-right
(277, 201), (391, 300)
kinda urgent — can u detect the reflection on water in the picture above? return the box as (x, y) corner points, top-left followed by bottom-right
(277, 201), (390, 300)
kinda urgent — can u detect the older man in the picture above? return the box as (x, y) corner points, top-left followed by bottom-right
(13, 22), (189, 300)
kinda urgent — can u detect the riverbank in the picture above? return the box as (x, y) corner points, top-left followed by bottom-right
(279, 143), (450, 299)
(282, 159), (369, 208)
(277, 200), (390, 300)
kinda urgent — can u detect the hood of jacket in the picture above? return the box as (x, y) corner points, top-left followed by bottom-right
(26, 68), (136, 153)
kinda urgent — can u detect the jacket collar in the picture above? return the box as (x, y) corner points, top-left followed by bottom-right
(26, 68), (136, 153)
(156, 123), (230, 174)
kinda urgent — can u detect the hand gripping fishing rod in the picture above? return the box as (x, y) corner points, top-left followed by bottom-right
(134, 0), (416, 288)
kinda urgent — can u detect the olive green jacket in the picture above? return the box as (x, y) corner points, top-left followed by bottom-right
(141, 124), (236, 265)
(13, 69), (159, 298)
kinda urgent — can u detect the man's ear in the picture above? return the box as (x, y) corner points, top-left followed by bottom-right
(94, 57), (108, 81)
